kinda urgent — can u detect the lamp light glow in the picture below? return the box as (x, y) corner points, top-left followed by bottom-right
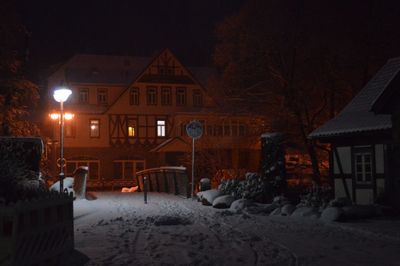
(53, 88), (72, 103)
(64, 113), (75, 120)
(50, 113), (60, 120)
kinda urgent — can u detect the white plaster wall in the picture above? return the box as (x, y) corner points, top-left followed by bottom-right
(334, 178), (353, 200)
(333, 147), (351, 174)
(356, 189), (374, 205)
(375, 144), (384, 174)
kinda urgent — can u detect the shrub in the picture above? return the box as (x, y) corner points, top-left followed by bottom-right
(297, 183), (333, 209)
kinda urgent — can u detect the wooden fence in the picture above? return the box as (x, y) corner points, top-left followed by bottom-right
(136, 166), (190, 198)
(0, 192), (74, 266)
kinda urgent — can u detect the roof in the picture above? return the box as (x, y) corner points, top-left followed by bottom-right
(149, 137), (190, 153)
(60, 53), (217, 88)
(309, 57), (400, 139)
(64, 54), (152, 85)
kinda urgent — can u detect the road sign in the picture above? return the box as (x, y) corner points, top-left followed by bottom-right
(186, 120), (203, 139)
(186, 120), (203, 199)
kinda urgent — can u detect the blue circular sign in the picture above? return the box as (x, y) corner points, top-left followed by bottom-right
(186, 121), (203, 139)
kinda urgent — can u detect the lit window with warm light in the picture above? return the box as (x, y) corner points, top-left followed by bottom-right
(157, 120), (166, 137)
(90, 119), (100, 137)
(127, 119), (137, 137)
(128, 126), (135, 137)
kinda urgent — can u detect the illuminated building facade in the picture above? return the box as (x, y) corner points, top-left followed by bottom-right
(47, 49), (263, 188)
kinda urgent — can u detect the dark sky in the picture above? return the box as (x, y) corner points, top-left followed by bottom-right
(16, 0), (245, 72)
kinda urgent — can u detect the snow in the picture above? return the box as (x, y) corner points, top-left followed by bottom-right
(200, 189), (222, 205)
(67, 192), (400, 265)
(212, 195), (235, 209)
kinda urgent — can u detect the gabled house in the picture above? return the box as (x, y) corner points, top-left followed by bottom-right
(46, 49), (263, 188)
(309, 57), (400, 205)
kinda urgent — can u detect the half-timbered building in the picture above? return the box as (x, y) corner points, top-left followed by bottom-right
(309, 57), (400, 206)
(46, 49), (262, 188)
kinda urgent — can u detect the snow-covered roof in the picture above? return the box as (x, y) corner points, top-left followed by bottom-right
(64, 54), (152, 85)
(309, 57), (400, 139)
(59, 53), (217, 88)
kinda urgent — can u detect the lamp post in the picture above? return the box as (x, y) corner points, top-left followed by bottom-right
(53, 87), (72, 193)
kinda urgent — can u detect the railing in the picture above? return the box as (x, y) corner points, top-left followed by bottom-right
(0, 192), (74, 266)
(86, 179), (137, 191)
(136, 166), (190, 198)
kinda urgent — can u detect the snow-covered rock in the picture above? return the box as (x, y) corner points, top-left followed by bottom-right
(281, 204), (296, 216)
(230, 199), (254, 213)
(320, 207), (343, 222)
(291, 207), (319, 218)
(201, 189), (222, 206)
(272, 195), (290, 206)
(213, 195), (235, 209)
(196, 191), (204, 202)
(270, 207), (281, 216)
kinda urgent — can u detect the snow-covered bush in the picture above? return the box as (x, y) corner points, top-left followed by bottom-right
(218, 178), (241, 198)
(297, 183), (333, 210)
(217, 172), (277, 203)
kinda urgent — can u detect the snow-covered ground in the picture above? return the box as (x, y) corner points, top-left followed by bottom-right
(67, 192), (400, 266)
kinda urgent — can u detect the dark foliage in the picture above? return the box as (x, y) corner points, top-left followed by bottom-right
(0, 138), (47, 203)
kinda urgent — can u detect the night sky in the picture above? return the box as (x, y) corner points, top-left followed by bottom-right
(16, 0), (245, 74)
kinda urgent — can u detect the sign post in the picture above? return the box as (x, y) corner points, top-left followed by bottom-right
(186, 120), (203, 198)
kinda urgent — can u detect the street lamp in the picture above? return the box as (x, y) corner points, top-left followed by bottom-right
(53, 87), (72, 193)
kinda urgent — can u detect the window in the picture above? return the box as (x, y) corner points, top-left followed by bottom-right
(193, 89), (203, 107)
(113, 160), (146, 179)
(66, 160), (100, 179)
(129, 88), (139, 105)
(147, 87), (157, 105)
(158, 65), (174, 76)
(90, 119), (100, 138)
(355, 152), (373, 183)
(161, 87), (171, 105)
(214, 125), (223, 136)
(224, 124), (231, 136)
(79, 88), (89, 103)
(239, 124), (246, 136)
(231, 122), (238, 136)
(176, 87), (186, 106)
(97, 88), (108, 104)
(127, 119), (137, 137)
(157, 120), (166, 137)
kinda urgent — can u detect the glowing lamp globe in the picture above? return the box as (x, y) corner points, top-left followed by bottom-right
(53, 88), (72, 103)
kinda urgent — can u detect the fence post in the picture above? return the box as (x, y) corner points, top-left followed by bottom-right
(144, 176), (148, 204)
